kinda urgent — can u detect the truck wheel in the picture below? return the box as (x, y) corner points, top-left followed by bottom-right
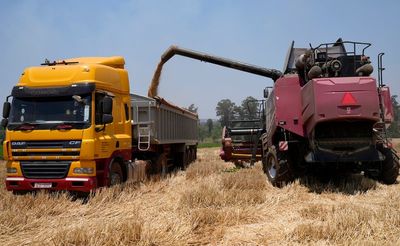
(379, 148), (399, 184)
(110, 162), (123, 186)
(262, 147), (294, 187)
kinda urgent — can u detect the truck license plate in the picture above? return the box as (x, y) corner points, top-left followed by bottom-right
(34, 183), (52, 188)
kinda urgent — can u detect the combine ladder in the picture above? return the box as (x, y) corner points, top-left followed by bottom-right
(375, 53), (390, 148)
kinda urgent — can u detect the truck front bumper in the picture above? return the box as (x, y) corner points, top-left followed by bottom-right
(5, 176), (97, 193)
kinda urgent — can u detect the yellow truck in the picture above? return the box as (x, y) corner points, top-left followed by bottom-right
(2, 57), (198, 193)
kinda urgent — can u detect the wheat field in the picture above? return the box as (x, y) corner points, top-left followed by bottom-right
(0, 147), (399, 246)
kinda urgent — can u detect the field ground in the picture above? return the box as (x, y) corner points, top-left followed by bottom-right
(1, 147), (400, 245)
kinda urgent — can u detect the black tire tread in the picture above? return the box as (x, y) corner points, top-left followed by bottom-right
(379, 148), (399, 184)
(110, 162), (123, 186)
(261, 133), (295, 187)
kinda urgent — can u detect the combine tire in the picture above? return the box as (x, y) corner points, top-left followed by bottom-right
(378, 148), (399, 184)
(110, 162), (123, 186)
(262, 146), (294, 187)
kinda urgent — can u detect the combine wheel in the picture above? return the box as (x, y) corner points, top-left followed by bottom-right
(378, 148), (399, 184)
(262, 146), (294, 187)
(110, 161), (123, 186)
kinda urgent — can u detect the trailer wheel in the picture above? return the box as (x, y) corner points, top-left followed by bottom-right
(193, 147), (197, 162)
(156, 153), (168, 178)
(110, 162), (123, 186)
(262, 147), (294, 187)
(184, 149), (189, 167)
(379, 148), (399, 184)
(187, 149), (193, 164)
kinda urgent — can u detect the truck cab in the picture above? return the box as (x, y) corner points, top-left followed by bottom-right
(2, 57), (132, 193)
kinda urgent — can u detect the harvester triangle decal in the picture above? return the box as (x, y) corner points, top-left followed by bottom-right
(341, 92), (357, 105)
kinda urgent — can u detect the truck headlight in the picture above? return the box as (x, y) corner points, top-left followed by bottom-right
(7, 167), (17, 173)
(73, 167), (94, 174)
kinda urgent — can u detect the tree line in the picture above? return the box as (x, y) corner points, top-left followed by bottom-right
(187, 96), (262, 142)
(188, 95), (400, 144)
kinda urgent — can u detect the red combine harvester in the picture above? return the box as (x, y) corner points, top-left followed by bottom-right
(260, 39), (398, 186)
(153, 39), (399, 186)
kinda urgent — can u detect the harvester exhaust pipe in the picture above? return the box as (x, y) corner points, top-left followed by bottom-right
(148, 45), (282, 97)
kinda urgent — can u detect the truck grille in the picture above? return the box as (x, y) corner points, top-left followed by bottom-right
(11, 140), (81, 160)
(11, 140), (81, 149)
(13, 152), (80, 156)
(21, 161), (71, 179)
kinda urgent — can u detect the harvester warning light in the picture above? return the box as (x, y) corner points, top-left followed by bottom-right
(341, 92), (357, 105)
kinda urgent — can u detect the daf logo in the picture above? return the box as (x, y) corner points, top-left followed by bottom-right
(11, 141), (26, 146)
(69, 141), (81, 145)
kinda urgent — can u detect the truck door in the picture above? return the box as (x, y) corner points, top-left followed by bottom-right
(94, 92), (115, 160)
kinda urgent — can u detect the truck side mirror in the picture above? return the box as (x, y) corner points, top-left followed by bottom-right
(3, 102), (10, 118)
(264, 88), (269, 98)
(102, 114), (113, 124)
(102, 97), (113, 115)
(1, 118), (8, 127)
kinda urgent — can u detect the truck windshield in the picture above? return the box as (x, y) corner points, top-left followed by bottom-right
(8, 94), (91, 130)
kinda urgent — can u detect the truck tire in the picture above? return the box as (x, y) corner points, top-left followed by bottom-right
(262, 146), (294, 187)
(379, 148), (399, 184)
(110, 162), (123, 186)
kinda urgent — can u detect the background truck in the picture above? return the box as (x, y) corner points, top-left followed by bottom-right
(2, 56), (197, 193)
(148, 39), (399, 187)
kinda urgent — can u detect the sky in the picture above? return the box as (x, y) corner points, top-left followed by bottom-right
(1, 0), (399, 119)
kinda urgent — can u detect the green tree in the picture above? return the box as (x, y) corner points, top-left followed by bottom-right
(211, 123), (223, 141)
(233, 105), (244, 119)
(187, 104), (198, 114)
(240, 96), (259, 119)
(206, 119), (213, 134)
(198, 123), (208, 142)
(216, 99), (236, 127)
